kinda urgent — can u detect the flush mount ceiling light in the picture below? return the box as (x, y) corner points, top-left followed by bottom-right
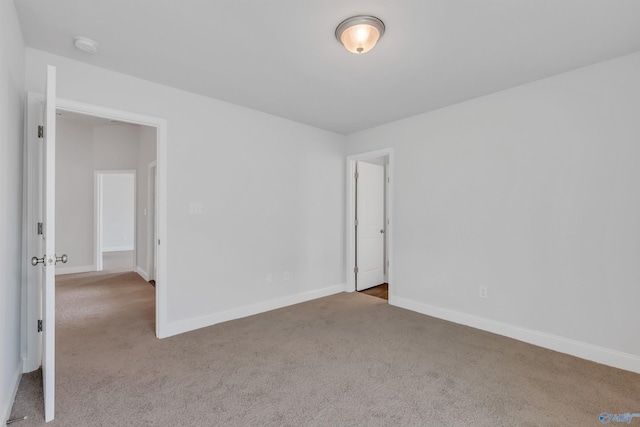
(335, 15), (385, 54)
(74, 36), (99, 54)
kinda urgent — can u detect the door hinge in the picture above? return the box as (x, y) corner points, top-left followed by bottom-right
(37, 222), (43, 235)
(37, 320), (43, 332)
(354, 219), (358, 227)
(38, 125), (44, 138)
(354, 171), (359, 180)
(354, 266), (358, 274)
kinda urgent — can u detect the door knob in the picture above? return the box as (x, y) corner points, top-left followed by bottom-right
(31, 256), (45, 266)
(30, 254), (68, 266)
(380, 229), (385, 234)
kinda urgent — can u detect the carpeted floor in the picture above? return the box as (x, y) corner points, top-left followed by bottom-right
(9, 271), (640, 426)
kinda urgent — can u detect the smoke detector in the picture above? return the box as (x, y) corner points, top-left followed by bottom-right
(74, 36), (99, 54)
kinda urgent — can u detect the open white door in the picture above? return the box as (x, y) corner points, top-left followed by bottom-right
(27, 65), (65, 422)
(23, 92), (44, 376)
(148, 162), (157, 281)
(42, 65), (57, 422)
(356, 161), (385, 291)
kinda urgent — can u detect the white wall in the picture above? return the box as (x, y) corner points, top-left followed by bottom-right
(56, 120), (144, 272)
(26, 48), (346, 335)
(347, 52), (640, 372)
(0, 1), (25, 422)
(93, 125), (139, 170)
(101, 173), (135, 251)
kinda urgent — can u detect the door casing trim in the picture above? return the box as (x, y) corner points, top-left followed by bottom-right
(56, 97), (168, 338)
(22, 95), (169, 362)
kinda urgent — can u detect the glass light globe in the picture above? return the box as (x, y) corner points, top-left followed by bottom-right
(336, 16), (385, 54)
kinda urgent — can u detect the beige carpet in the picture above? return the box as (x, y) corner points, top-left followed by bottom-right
(9, 271), (640, 426)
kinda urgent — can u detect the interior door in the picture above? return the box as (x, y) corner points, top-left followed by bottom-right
(149, 163), (157, 281)
(24, 92), (45, 374)
(356, 161), (385, 291)
(42, 64), (57, 422)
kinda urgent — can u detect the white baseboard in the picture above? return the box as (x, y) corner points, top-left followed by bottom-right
(55, 264), (95, 275)
(135, 266), (149, 281)
(2, 358), (23, 424)
(163, 284), (345, 338)
(392, 296), (640, 374)
(102, 246), (134, 252)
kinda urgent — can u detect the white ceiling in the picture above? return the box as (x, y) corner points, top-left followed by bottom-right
(15, 0), (640, 134)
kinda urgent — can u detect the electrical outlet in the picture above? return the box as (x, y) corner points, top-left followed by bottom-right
(479, 286), (488, 298)
(189, 202), (203, 215)
(284, 271), (290, 281)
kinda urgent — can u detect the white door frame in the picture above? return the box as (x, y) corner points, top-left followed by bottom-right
(94, 170), (137, 272)
(23, 97), (169, 344)
(346, 148), (394, 301)
(56, 98), (168, 338)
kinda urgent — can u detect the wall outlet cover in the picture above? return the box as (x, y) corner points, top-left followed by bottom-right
(189, 202), (203, 215)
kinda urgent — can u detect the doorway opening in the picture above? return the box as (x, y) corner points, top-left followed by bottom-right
(52, 98), (167, 339)
(53, 109), (157, 283)
(51, 108), (159, 352)
(346, 148), (394, 302)
(22, 94), (168, 376)
(95, 170), (136, 273)
(22, 69), (168, 421)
